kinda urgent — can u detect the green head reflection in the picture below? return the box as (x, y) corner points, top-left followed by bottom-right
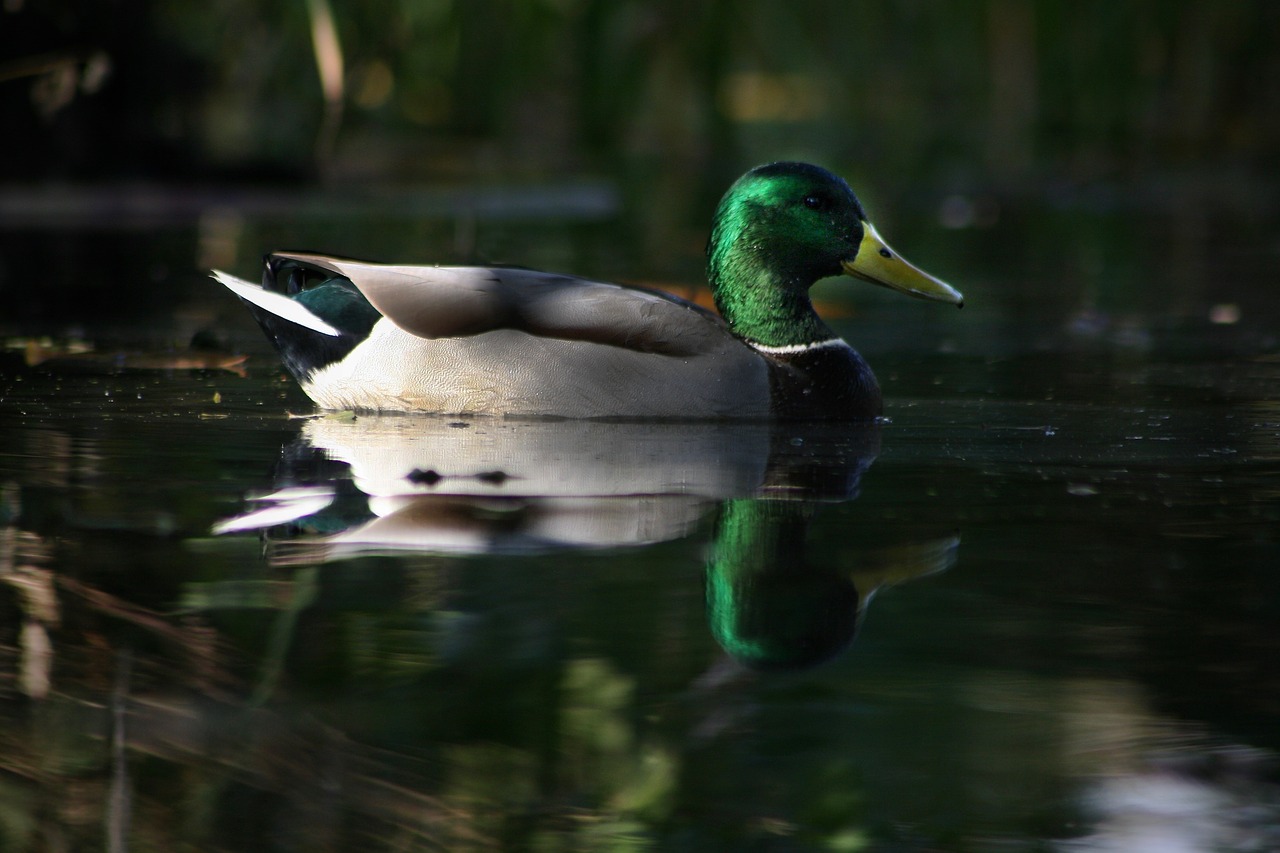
(705, 496), (960, 671)
(706, 499), (861, 671)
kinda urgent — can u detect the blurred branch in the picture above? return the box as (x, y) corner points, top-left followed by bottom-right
(305, 0), (345, 169)
(107, 651), (133, 853)
(0, 50), (111, 118)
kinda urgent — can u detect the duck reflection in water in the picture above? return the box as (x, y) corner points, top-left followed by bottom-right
(707, 498), (957, 671)
(215, 416), (957, 670)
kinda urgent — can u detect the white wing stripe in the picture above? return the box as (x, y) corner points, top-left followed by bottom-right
(212, 270), (342, 337)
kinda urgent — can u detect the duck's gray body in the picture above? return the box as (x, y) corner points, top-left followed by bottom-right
(219, 253), (776, 419)
(305, 314), (771, 418)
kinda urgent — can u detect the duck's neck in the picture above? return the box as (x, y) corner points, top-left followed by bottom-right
(708, 230), (836, 349)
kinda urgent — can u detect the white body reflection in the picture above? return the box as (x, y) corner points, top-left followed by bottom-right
(217, 416), (808, 559)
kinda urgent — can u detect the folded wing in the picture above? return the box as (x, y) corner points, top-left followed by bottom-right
(271, 252), (730, 358)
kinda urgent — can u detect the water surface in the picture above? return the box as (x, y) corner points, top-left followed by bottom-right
(1, 213), (1277, 852)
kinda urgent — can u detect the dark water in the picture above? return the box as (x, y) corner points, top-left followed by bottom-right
(1, 212), (1278, 852)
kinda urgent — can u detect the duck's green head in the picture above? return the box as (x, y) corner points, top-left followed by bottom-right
(707, 162), (963, 348)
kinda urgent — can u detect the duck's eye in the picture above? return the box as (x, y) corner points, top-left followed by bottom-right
(802, 195), (828, 211)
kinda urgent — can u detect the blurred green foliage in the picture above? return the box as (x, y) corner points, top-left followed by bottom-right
(2, 0), (1276, 190)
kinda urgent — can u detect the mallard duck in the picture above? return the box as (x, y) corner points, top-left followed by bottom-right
(215, 162), (962, 419)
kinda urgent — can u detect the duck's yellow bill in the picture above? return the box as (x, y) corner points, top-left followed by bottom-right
(842, 221), (964, 307)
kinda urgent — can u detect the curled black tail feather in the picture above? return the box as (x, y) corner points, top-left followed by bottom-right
(243, 254), (383, 382)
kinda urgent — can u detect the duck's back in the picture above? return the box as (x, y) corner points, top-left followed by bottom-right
(248, 253), (772, 419)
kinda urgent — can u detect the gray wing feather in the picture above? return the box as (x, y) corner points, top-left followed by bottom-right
(272, 253), (731, 358)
